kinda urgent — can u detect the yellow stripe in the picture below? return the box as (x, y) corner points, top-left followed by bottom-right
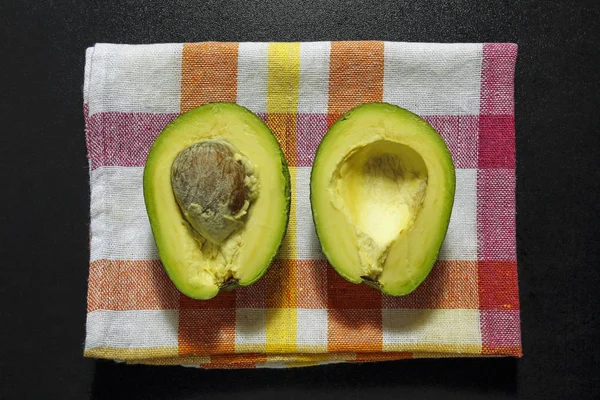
(264, 352), (356, 364)
(382, 343), (482, 354)
(235, 343), (266, 353)
(265, 43), (300, 353)
(266, 308), (298, 353)
(84, 346), (180, 361)
(267, 42), (301, 113)
(296, 343), (328, 353)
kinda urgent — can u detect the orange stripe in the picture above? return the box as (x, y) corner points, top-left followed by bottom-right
(87, 260), (180, 312)
(383, 260), (480, 309)
(139, 354), (210, 365)
(178, 308), (236, 355)
(478, 260), (520, 310)
(328, 309), (383, 353)
(235, 273), (267, 308)
(265, 259), (298, 308)
(177, 275), (237, 356)
(180, 42), (238, 112)
(296, 260), (328, 309)
(265, 113), (298, 167)
(328, 41), (384, 114)
(327, 266), (382, 309)
(177, 42), (240, 357)
(482, 345), (523, 357)
(207, 353), (268, 367)
(352, 352), (413, 362)
(179, 290), (236, 309)
(326, 260), (479, 310)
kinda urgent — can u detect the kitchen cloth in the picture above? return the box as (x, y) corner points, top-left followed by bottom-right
(83, 41), (520, 368)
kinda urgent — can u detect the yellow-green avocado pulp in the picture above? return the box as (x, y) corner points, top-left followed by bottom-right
(144, 103), (290, 300)
(311, 103), (455, 296)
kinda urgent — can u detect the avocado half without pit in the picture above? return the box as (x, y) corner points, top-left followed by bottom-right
(310, 103), (456, 296)
(143, 103), (290, 300)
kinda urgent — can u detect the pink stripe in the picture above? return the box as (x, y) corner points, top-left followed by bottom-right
(424, 115), (479, 169)
(86, 111), (483, 170)
(477, 169), (517, 260)
(480, 310), (522, 348)
(295, 113), (479, 168)
(297, 113), (328, 167)
(478, 115), (516, 168)
(480, 43), (518, 115)
(478, 44), (517, 168)
(85, 112), (179, 169)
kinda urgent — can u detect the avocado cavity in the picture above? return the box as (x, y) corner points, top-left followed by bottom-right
(331, 140), (428, 280)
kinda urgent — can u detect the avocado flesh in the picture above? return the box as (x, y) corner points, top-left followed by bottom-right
(144, 103), (290, 300)
(311, 103), (455, 296)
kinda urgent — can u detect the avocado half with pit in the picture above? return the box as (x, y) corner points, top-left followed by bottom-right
(311, 103), (455, 296)
(144, 103), (290, 300)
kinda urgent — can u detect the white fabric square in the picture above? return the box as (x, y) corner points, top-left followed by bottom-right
(295, 167), (326, 260)
(89, 166), (157, 261)
(87, 43), (183, 116)
(296, 309), (328, 346)
(84, 47), (94, 104)
(382, 309), (481, 347)
(298, 42), (331, 113)
(439, 168), (478, 260)
(237, 42), (269, 114)
(85, 310), (179, 349)
(235, 309), (267, 346)
(383, 42), (483, 115)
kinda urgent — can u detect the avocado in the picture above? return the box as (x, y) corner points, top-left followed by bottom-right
(144, 103), (290, 300)
(310, 103), (455, 296)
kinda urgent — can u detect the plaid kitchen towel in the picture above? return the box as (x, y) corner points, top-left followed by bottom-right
(83, 41), (520, 368)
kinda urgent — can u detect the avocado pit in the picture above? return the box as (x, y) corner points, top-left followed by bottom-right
(171, 140), (256, 245)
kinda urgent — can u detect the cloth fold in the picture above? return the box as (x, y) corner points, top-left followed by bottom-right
(83, 41), (520, 368)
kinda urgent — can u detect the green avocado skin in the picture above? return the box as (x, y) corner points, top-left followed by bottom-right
(310, 102), (456, 296)
(143, 102), (291, 299)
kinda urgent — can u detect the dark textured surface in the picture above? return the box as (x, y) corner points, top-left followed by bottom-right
(1, 0), (599, 399)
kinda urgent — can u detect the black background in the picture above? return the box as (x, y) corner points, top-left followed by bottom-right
(1, 1), (599, 399)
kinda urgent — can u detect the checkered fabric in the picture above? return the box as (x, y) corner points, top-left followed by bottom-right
(83, 42), (520, 368)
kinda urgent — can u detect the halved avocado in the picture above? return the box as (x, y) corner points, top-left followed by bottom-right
(144, 103), (290, 300)
(310, 103), (455, 296)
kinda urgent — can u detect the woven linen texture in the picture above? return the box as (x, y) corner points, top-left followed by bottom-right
(83, 42), (520, 368)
